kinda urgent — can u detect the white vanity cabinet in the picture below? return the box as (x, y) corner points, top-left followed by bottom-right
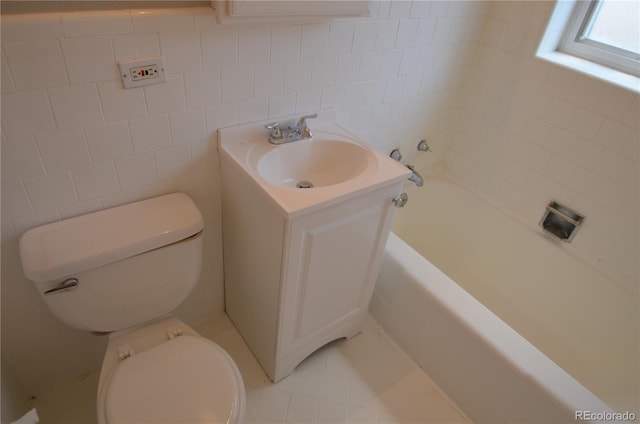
(276, 182), (402, 379)
(218, 119), (409, 382)
(212, 0), (370, 23)
(222, 160), (402, 381)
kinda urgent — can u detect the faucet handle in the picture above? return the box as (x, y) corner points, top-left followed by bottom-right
(296, 113), (318, 127)
(265, 122), (282, 140)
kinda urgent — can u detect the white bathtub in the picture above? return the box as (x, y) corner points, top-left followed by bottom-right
(371, 171), (639, 423)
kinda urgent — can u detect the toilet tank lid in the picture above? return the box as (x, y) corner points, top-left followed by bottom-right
(19, 193), (204, 282)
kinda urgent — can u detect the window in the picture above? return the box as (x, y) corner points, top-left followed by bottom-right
(537, 0), (640, 92)
(560, 0), (640, 76)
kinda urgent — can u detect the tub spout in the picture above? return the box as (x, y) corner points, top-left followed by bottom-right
(406, 165), (423, 187)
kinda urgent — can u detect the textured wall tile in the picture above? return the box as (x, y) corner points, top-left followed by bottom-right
(271, 24), (301, 63)
(1, 181), (33, 219)
(268, 93), (296, 119)
(375, 20), (398, 51)
(24, 172), (77, 212)
(396, 19), (419, 48)
(220, 66), (253, 103)
(85, 121), (133, 162)
(205, 102), (238, 133)
(1, 90), (56, 137)
(327, 22), (355, 56)
(71, 161), (119, 200)
(129, 114), (171, 154)
(254, 63), (284, 98)
(357, 52), (383, 82)
(170, 109), (206, 145)
(61, 36), (117, 84)
(185, 70), (220, 108)
(61, 10), (133, 37)
(296, 88), (321, 113)
(310, 56), (337, 89)
(380, 50), (402, 78)
(352, 21), (378, 53)
(1, 51), (16, 94)
(238, 98), (268, 124)
(238, 25), (270, 65)
(284, 60), (312, 93)
(1, 137), (45, 182)
(301, 23), (329, 58)
(114, 153), (157, 190)
(321, 85), (345, 110)
(335, 54), (361, 85)
(48, 84), (103, 129)
(98, 81), (147, 121)
(112, 33), (160, 61)
(4, 40), (68, 89)
(155, 145), (192, 180)
(36, 128), (92, 172)
(202, 27), (238, 69)
(1, 13), (63, 42)
(159, 31), (201, 73)
(144, 74), (186, 114)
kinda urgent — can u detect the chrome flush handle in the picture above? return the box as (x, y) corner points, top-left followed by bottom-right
(44, 278), (79, 295)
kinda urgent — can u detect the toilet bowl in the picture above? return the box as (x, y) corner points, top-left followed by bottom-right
(19, 193), (245, 423)
(97, 317), (245, 424)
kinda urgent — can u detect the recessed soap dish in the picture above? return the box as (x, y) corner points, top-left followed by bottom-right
(539, 201), (584, 242)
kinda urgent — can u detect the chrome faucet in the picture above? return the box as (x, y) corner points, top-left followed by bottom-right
(389, 148), (424, 187)
(265, 113), (318, 144)
(406, 165), (423, 186)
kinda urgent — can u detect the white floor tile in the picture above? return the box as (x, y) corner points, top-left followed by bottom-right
(33, 313), (470, 424)
(32, 373), (98, 424)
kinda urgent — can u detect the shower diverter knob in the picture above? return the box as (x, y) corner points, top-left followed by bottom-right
(392, 193), (408, 208)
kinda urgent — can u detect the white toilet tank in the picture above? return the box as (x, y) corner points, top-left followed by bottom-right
(19, 193), (204, 332)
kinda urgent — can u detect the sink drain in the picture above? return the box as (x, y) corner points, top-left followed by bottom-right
(296, 180), (314, 189)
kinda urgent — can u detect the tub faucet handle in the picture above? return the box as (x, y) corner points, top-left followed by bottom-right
(390, 148), (402, 162)
(418, 139), (432, 152)
(393, 193), (408, 208)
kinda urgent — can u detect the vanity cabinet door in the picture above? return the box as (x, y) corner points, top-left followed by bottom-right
(277, 184), (401, 363)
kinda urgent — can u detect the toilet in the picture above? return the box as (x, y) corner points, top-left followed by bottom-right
(19, 193), (245, 423)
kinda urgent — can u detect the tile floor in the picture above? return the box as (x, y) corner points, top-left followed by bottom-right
(33, 313), (469, 423)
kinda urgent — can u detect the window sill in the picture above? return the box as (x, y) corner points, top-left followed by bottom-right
(537, 0), (639, 94)
(537, 50), (639, 94)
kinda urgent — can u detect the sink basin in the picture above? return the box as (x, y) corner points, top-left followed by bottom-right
(256, 139), (371, 188)
(218, 114), (410, 218)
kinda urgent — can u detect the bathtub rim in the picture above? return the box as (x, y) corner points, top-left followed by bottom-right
(378, 231), (615, 420)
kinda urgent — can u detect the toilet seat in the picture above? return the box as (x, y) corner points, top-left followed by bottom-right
(104, 334), (244, 423)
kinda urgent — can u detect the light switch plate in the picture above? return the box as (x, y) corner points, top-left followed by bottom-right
(118, 56), (167, 89)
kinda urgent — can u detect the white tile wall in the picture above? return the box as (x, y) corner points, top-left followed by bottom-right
(1, 90), (57, 136)
(48, 83), (104, 129)
(4, 40), (69, 89)
(2, 2), (489, 396)
(440, 1), (639, 292)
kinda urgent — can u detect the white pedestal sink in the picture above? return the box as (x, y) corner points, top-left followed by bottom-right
(218, 114), (410, 381)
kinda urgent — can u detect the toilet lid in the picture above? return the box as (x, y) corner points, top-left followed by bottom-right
(105, 335), (242, 423)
